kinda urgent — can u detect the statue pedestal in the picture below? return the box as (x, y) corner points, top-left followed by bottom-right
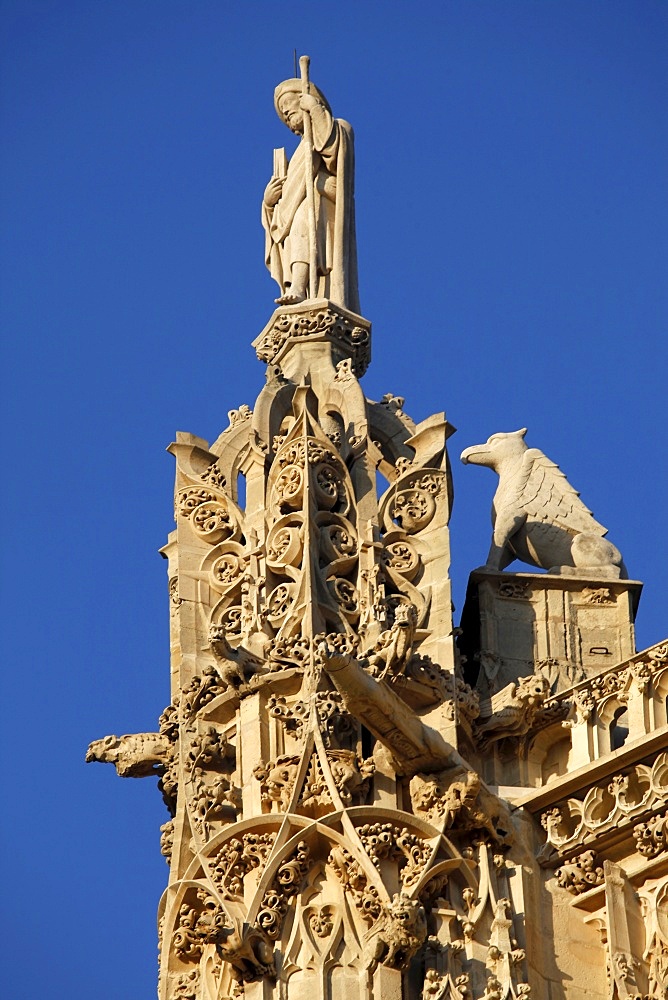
(458, 569), (642, 697)
(252, 299), (371, 378)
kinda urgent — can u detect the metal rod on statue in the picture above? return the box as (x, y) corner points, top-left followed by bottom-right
(299, 54), (318, 300)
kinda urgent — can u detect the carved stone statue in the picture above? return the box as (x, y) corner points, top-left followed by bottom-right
(365, 602), (418, 680)
(460, 428), (626, 577)
(262, 67), (359, 311)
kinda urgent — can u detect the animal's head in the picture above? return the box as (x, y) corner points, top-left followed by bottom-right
(209, 622), (226, 644)
(387, 894), (427, 939)
(394, 602), (418, 629)
(516, 674), (549, 706)
(85, 734), (121, 763)
(460, 428), (528, 472)
(409, 773), (442, 812)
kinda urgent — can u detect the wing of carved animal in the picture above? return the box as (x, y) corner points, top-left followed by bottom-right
(488, 682), (523, 717)
(477, 695), (493, 720)
(518, 449), (607, 536)
(477, 682), (517, 720)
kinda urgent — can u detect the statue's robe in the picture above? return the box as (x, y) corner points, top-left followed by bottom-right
(262, 115), (360, 314)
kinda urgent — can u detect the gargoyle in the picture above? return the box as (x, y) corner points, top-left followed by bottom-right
(474, 674), (549, 748)
(209, 623), (266, 691)
(318, 637), (461, 775)
(86, 732), (172, 778)
(364, 892), (427, 971)
(365, 602), (418, 680)
(461, 428), (626, 577)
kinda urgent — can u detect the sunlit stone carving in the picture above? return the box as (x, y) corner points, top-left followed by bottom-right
(87, 56), (667, 1000)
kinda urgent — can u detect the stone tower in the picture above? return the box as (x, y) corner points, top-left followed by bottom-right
(88, 58), (668, 1000)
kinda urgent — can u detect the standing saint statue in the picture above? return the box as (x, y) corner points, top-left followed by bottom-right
(262, 73), (360, 313)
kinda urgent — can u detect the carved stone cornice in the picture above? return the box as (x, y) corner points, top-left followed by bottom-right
(538, 752), (668, 863)
(518, 725), (668, 814)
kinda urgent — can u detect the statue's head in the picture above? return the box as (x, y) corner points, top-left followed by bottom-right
(274, 79), (331, 134)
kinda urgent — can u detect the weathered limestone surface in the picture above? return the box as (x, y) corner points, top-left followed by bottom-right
(459, 569), (642, 698)
(87, 57), (667, 1000)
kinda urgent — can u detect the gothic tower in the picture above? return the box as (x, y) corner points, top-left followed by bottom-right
(88, 58), (668, 1000)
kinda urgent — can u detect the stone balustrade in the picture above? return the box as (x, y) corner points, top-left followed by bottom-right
(526, 640), (668, 786)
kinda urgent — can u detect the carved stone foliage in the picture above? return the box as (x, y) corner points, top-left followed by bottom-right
(262, 404), (363, 643)
(268, 689), (355, 748)
(256, 841), (312, 941)
(210, 833), (276, 900)
(253, 749), (373, 816)
(541, 753), (668, 857)
(253, 305), (371, 376)
(160, 820), (174, 865)
(634, 810), (668, 859)
(172, 886), (275, 985)
(555, 850), (604, 895)
(173, 889), (230, 961)
(175, 456), (243, 549)
(356, 822), (431, 889)
(422, 968), (470, 1000)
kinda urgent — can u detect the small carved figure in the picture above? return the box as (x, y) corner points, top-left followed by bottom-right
(364, 892), (427, 971)
(253, 755), (300, 811)
(328, 749), (374, 805)
(85, 732), (171, 778)
(217, 917), (276, 983)
(209, 623), (266, 691)
(410, 770), (472, 828)
(364, 602), (418, 680)
(480, 977), (504, 1000)
(187, 726), (235, 770)
(474, 674), (549, 747)
(410, 768), (514, 845)
(460, 428), (626, 576)
(191, 767), (241, 827)
(262, 67), (359, 310)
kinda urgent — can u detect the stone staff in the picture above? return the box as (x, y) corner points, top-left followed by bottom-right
(299, 54), (318, 300)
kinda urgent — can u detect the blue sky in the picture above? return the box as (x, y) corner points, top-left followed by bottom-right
(1, 2), (666, 996)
